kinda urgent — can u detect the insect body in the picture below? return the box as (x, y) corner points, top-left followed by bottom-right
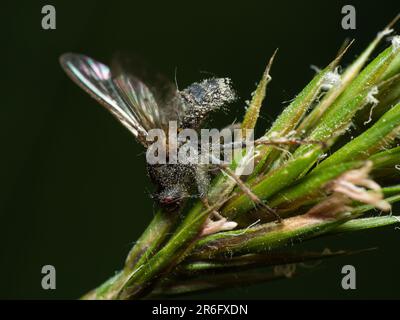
(60, 54), (236, 211)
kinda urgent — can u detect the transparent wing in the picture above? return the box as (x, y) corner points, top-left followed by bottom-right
(111, 53), (187, 128)
(113, 73), (169, 131)
(59, 53), (149, 146)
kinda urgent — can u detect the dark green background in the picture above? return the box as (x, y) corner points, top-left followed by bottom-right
(2, 0), (400, 299)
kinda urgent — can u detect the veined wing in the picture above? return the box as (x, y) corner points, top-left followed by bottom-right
(59, 53), (149, 146)
(113, 74), (167, 131)
(113, 55), (237, 131)
(111, 53), (187, 129)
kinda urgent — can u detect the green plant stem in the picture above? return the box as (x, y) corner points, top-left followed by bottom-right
(117, 200), (222, 299)
(82, 209), (180, 299)
(180, 249), (356, 273)
(193, 211), (349, 259)
(123, 209), (180, 270)
(328, 215), (400, 234)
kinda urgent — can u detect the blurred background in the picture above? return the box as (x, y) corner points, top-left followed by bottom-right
(1, 0), (400, 299)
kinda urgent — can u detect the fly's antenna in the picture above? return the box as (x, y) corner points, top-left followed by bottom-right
(174, 66), (179, 91)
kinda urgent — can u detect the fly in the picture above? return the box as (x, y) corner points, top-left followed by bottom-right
(59, 53), (237, 212)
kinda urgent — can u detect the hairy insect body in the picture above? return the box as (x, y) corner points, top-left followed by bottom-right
(60, 53), (236, 211)
(180, 78), (236, 129)
(149, 78), (236, 209)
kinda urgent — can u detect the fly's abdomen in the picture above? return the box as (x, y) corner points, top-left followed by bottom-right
(179, 78), (236, 129)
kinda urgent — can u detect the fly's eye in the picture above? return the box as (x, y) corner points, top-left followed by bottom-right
(160, 196), (181, 212)
(161, 196), (175, 204)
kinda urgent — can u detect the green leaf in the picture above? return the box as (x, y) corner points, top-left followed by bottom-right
(314, 102), (400, 171)
(329, 215), (400, 234)
(241, 50), (277, 133)
(194, 211), (348, 259)
(268, 161), (365, 210)
(370, 147), (400, 170)
(222, 43), (400, 219)
(222, 149), (322, 219)
(248, 48), (347, 179)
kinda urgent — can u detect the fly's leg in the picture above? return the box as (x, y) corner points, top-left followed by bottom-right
(220, 165), (282, 222)
(194, 165), (211, 199)
(254, 135), (327, 148)
(202, 134), (326, 222)
(222, 135), (327, 150)
(196, 164), (238, 235)
(206, 150), (281, 222)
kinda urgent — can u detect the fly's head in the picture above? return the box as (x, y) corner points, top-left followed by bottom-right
(147, 163), (195, 212)
(154, 183), (189, 212)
